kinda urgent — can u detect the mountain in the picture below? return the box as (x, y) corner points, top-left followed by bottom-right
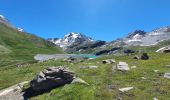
(0, 15), (13, 28)
(123, 27), (170, 46)
(48, 32), (94, 48)
(0, 15), (63, 67)
(48, 26), (170, 54)
(93, 26), (170, 55)
(48, 32), (107, 53)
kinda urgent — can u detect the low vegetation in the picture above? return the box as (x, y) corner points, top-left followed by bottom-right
(0, 50), (170, 99)
(0, 23), (63, 68)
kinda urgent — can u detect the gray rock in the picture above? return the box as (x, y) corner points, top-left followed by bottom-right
(89, 66), (98, 69)
(71, 77), (89, 85)
(131, 66), (137, 69)
(154, 70), (159, 72)
(0, 81), (29, 100)
(102, 59), (116, 64)
(164, 73), (170, 79)
(153, 97), (158, 100)
(30, 67), (75, 92)
(156, 45), (170, 53)
(80, 66), (89, 69)
(119, 87), (133, 92)
(117, 62), (130, 71)
(133, 56), (140, 60)
(80, 66), (98, 69)
(112, 65), (116, 71)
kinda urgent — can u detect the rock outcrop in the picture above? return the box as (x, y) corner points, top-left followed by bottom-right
(30, 67), (75, 92)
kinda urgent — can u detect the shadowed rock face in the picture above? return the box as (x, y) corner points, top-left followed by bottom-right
(30, 67), (75, 92)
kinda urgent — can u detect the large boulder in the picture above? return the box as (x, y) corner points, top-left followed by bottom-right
(156, 45), (170, 53)
(30, 67), (75, 92)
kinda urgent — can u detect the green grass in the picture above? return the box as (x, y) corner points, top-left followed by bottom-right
(0, 23), (63, 68)
(0, 52), (170, 100)
(0, 23), (170, 99)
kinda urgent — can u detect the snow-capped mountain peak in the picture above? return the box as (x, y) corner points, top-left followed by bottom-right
(124, 30), (146, 45)
(0, 15), (9, 24)
(17, 27), (24, 32)
(48, 32), (94, 48)
(0, 14), (25, 32)
(0, 15), (5, 19)
(65, 32), (79, 38)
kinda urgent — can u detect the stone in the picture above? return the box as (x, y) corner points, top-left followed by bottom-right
(153, 97), (158, 100)
(117, 62), (130, 71)
(71, 77), (89, 85)
(30, 67), (75, 92)
(164, 73), (170, 79)
(133, 56), (140, 60)
(156, 45), (170, 53)
(0, 81), (29, 100)
(80, 66), (98, 69)
(89, 66), (98, 69)
(154, 70), (159, 72)
(141, 53), (149, 60)
(112, 65), (116, 71)
(165, 65), (170, 68)
(131, 66), (137, 69)
(80, 66), (88, 69)
(102, 59), (116, 64)
(124, 49), (135, 54)
(141, 77), (147, 80)
(119, 87), (133, 92)
(106, 84), (117, 90)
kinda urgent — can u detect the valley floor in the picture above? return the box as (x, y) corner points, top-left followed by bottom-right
(0, 52), (170, 100)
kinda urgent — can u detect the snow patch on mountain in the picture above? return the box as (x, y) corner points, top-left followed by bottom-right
(17, 27), (24, 32)
(0, 15), (5, 19)
(0, 14), (25, 32)
(48, 32), (94, 48)
(122, 27), (170, 46)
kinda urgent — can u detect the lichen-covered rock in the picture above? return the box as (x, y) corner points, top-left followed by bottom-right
(30, 67), (75, 91)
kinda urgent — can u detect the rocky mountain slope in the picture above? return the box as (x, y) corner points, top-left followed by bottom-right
(48, 32), (106, 53)
(48, 26), (170, 55)
(0, 15), (63, 67)
(48, 32), (94, 48)
(123, 27), (170, 46)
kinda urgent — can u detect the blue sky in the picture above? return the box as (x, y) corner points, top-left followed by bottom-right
(0, 0), (170, 41)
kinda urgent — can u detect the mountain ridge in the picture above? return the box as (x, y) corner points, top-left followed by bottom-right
(48, 26), (170, 54)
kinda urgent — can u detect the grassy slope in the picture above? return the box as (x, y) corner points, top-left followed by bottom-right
(0, 24), (170, 99)
(0, 23), (63, 67)
(0, 45), (170, 99)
